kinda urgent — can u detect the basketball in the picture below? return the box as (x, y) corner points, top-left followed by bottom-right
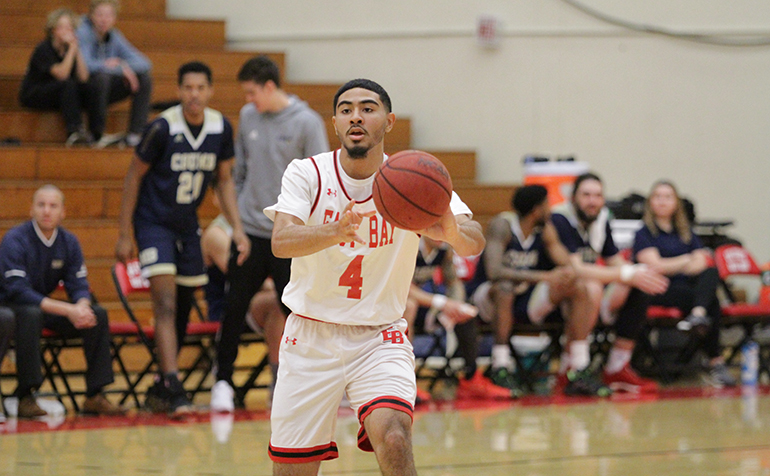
(372, 150), (453, 231)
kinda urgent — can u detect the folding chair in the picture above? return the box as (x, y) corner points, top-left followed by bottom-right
(713, 244), (770, 377)
(111, 260), (220, 404)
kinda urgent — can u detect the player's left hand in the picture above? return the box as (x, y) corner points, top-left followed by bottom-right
(232, 229), (251, 266)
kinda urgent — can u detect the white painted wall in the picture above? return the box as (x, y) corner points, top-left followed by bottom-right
(168, 0), (770, 260)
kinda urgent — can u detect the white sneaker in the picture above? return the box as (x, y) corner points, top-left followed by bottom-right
(93, 132), (125, 149)
(210, 380), (235, 413)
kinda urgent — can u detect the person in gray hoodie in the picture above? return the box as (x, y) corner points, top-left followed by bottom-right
(210, 56), (329, 412)
(76, 0), (152, 147)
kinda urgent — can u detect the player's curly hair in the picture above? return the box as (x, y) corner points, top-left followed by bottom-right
(333, 79), (392, 113)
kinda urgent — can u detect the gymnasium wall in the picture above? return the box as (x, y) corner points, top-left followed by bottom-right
(168, 0), (770, 260)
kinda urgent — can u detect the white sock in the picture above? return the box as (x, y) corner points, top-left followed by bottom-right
(605, 347), (632, 375)
(570, 340), (591, 371)
(491, 344), (513, 370)
(559, 351), (570, 374)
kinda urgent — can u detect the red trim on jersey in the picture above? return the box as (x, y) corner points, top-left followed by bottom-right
(309, 156), (322, 216)
(268, 442), (339, 463)
(333, 149), (373, 204)
(355, 396), (414, 452)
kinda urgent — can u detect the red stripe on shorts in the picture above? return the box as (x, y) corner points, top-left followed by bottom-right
(356, 396), (415, 452)
(268, 442), (339, 463)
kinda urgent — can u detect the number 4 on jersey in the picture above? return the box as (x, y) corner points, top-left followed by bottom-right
(339, 255), (364, 299)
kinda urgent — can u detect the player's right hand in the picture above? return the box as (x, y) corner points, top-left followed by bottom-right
(630, 267), (669, 295)
(115, 235), (135, 264)
(337, 200), (375, 246)
(442, 299), (478, 325)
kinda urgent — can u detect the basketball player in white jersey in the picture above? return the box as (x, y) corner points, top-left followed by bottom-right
(264, 79), (485, 476)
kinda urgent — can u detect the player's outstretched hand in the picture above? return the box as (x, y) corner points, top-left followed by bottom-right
(337, 200), (375, 246)
(418, 207), (457, 243)
(115, 235), (135, 264)
(233, 229), (251, 266)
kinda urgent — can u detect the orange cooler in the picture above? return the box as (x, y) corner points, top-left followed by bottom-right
(523, 161), (589, 206)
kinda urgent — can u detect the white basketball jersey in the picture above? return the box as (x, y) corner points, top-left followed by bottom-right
(265, 150), (471, 326)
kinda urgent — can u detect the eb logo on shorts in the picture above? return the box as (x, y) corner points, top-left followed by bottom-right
(381, 327), (404, 344)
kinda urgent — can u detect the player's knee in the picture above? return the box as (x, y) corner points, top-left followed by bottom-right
(378, 418), (412, 454)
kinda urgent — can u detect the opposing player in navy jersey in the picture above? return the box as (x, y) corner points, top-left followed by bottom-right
(472, 185), (608, 396)
(0, 185), (124, 417)
(551, 173), (668, 394)
(115, 61), (250, 415)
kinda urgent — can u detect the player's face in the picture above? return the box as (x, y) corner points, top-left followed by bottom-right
(573, 179), (604, 223)
(534, 200), (551, 226)
(179, 72), (213, 119)
(649, 183), (678, 220)
(241, 80), (271, 113)
(31, 189), (65, 234)
(90, 3), (117, 37)
(333, 88), (394, 159)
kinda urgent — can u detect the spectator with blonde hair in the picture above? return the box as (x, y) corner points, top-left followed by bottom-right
(633, 180), (736, 387)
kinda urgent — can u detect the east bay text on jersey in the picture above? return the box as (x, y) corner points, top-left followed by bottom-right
(323, 208), (396, 249)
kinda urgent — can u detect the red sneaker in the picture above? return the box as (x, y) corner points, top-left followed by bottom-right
(456, 372), (513, 400)
(415, 388), (432, 404)
(603, 364), (659, 393)
(553, 372), (568, 394)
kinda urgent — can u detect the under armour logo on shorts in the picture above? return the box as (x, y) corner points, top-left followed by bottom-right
(381, 327), (404, 344)
(285, 336), (297, 345)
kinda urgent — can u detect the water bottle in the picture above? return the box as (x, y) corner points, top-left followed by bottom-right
(741, 340), (759, 386)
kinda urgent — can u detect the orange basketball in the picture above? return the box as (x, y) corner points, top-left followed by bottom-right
(372, 150), (453, 231)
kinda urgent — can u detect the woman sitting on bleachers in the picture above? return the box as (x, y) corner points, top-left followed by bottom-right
(18, 8), (95, 146)
(633, 180), (736, 388)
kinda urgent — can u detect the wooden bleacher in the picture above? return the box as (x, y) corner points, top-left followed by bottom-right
(0, 0), (516, 405)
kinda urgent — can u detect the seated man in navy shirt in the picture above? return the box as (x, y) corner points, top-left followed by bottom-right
(0, 185), (123, 418)
(551, 173), (668, 394)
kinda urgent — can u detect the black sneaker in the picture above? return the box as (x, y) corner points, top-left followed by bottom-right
(564, 369), (612, 397)
(143, 375), (193, 416)
(144, 378), (171, 413)
(489, 367), (524, 397)
(165, 375), (193, 416)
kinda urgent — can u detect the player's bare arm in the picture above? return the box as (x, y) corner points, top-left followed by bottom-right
(272, 200), (375, 258)
(421, 211), (485, 257)
(572, 252), (669, 294)
(214, 159), (251, 265)
(543, 222), (573, 268)
(115, 155), (150, 263)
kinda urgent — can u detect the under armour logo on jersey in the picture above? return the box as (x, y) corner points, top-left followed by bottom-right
(285, 336), (297, 345)
(327, 188), (337, 198)
(174, 134), (184, 143)
(382, 327), (404, 344)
